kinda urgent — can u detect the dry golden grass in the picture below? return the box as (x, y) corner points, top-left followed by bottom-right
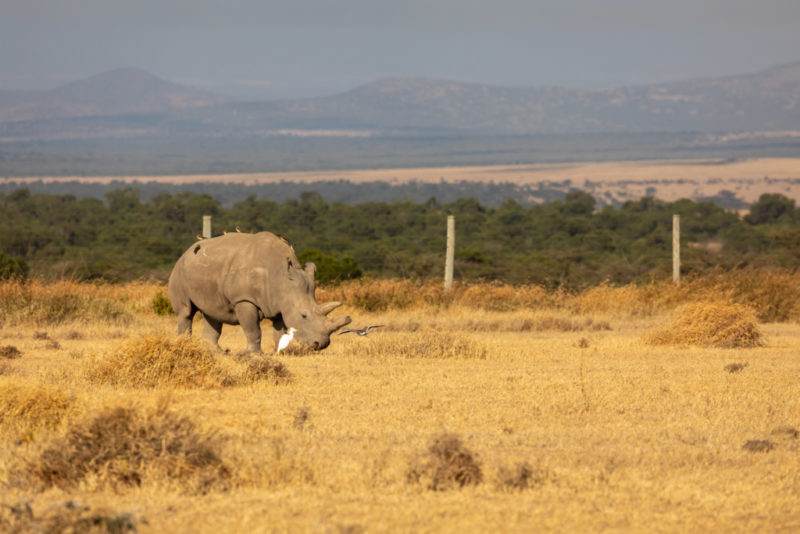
(1, 274), (799, 532)
(0, 381), (79, 436)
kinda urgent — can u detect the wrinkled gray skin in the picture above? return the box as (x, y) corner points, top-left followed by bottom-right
(168, 232), (351, 353)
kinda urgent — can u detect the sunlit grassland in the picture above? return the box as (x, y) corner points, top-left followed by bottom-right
(1, 275), (799, 532)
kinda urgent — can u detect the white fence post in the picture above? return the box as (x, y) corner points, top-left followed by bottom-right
(203, 215), (212, 239)
(672, 214), (680, 284)
(444, 215), (455, 291)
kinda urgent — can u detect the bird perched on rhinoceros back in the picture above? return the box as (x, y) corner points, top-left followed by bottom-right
(168, 231), (351, 353)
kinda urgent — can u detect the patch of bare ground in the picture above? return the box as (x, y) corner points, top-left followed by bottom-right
(10, 157), (800, 204)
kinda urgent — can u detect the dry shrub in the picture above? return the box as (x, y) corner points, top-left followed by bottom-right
(770, 426), (799, 439)
(496, 462), (551, 491)
(323, 279), (426, 311)
(724, 362), (749, 373)
(323, 279), (553, 312)
(357, 331), (487, 359)
(646, 301), (763, 348)
(742, 439), (774, 453)
(716, 269), (800, 322)
(27, 403), (230, 493)
(639, 269), (800, 322)
(83, 334), (291, 388)
(0, 382), (77, 435)
(407, 433), (483, 491)
(0, 500), (138, 534)
(0, 345), (22, 359)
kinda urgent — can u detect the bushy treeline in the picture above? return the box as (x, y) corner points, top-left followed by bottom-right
(1, 187), (799, 287)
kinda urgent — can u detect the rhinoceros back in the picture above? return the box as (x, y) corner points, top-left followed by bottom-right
(168, 232), (294, 322)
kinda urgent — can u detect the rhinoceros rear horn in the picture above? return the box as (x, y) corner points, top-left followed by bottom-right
(318, 301), (342, 315)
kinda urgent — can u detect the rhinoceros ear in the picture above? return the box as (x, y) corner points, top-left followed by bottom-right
(304, 262), (317, 277)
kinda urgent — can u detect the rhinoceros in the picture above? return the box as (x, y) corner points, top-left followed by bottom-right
(168, 231), (351, 353)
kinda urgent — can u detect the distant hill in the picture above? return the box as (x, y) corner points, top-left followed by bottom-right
(1, 62), (799, 149)
(0, 68), (227, 123)
(241, 62), (800, 134)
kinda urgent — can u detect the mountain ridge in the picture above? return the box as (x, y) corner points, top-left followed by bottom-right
(0, 68), (227, 123)
(1, 62), (799, 139)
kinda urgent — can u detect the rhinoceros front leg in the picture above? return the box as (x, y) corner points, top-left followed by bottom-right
(271, 315), (287, 352)
(234, 301), (263, 354)
(203, 315), (225, 352)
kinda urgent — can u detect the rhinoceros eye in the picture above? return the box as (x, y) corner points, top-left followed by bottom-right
(301, 313), (307, 319)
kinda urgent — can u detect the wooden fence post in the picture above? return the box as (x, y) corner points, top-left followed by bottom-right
(444, 215), (455, 291)
(673, 214), (680, 284)
(203, 215), (212, 239)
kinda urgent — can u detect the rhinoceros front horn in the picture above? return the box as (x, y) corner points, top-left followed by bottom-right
(318, 301), (342, 315)
(327, 314), (351, 333)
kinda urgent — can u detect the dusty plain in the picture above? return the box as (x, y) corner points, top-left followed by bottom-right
(1, 280), (799, 532)
(4, 157), (800, 205)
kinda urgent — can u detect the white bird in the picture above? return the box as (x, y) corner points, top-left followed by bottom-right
(276, 327), (296, 353)
(339, 325), (384, 336)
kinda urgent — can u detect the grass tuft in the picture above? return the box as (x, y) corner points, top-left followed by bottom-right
(646, 301), (763, 348)
(82, 334), (291, 388)
(407, 433), (483, 491)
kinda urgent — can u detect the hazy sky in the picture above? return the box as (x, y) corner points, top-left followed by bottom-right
(2, 0), (799, 99)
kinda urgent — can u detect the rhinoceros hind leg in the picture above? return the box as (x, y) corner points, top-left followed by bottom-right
(176, 302), (197, 336)
(234, 301), (263, 353)
(203, 315), (225, 352)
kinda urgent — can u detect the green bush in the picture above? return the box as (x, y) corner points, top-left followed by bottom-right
(152, 291), (174, 316)
(298, 249), (362, 284)
(0, 250), (28, 280)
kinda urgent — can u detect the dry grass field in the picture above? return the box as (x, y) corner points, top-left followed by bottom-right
(1, 274), (799, 532)
(6, 157), (800, 205)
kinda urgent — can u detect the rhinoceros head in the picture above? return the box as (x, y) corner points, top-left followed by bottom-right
(280, 260), (351, 350)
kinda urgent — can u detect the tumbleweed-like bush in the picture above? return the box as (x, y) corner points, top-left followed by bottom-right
(646, 301), (763, 348)
(26, 403), (231, 493)
(82, 333), (291, 388)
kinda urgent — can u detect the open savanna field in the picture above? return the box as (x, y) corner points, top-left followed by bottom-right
(6, 157), (800, 206)
(2, 274), (800, 532)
